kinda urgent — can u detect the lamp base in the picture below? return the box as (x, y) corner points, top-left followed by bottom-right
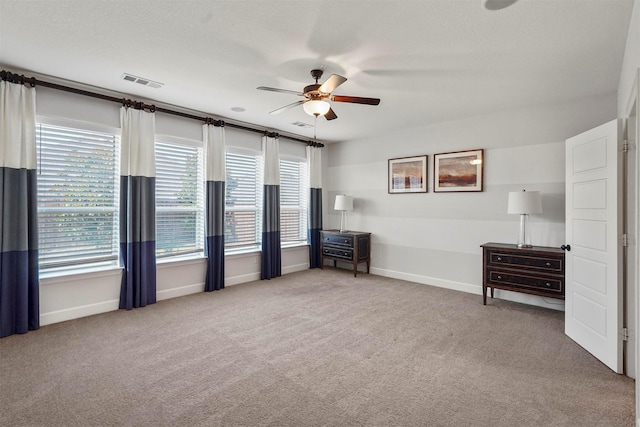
(339, 211), (348, 233)
(516, 214), (532, 248)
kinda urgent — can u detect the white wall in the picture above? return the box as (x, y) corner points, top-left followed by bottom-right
(35, 86), (310, 326)
(325, 92), (618, 310)
(619, 0), (640, 117)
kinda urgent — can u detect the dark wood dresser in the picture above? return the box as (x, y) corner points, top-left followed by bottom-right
(320, 230), (371, 277)
(481, 242), (565, 305)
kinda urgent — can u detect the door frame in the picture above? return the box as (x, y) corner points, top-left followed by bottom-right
(624, 68), (639, 423)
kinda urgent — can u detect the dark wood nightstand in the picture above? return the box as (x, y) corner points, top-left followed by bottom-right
(320, 230), (371, 277)
(481, 242), (565, 305)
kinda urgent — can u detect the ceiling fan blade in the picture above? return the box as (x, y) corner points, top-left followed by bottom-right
(331, 95), (380, 105)
(318, 74), (347, 94)
(257, 86), (303, 96)
(269, 100), (305, 115)
(324, 107), (338, 121)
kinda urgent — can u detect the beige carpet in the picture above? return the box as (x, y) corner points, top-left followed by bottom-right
(0, 268), (635, 426)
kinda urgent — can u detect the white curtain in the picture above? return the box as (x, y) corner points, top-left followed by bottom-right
(119, 106), (157, 310)
(261, 134), (281, 279)
(0, 80), (39, 337)
(203, 123), (226, 291)
(306, 145), (323, 268)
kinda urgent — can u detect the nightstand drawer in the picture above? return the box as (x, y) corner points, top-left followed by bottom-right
(323, 234), (353, 247)
(323, 246), (353, 260)
(488, 270), (563, 294)
(489, 252), (563, 273)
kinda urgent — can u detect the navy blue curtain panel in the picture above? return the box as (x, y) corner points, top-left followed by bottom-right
(0, 168), (39, 337)
(205, 181), (225, 291)
(261, 135), (281, 280)
(306, 145), (323, 269)
(261, 185), (281, 279)
(0, 80), (39, 338)
(203, 124), (226, 292)
(119, 107), (157, 310)
(308, 187), (323, 268)
(119, 175), (157, 309)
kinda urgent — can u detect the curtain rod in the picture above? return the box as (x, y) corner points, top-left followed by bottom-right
(0, 70), (324, 148)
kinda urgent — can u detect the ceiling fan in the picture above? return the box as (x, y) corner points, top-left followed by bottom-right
(257, 69), (380, 121)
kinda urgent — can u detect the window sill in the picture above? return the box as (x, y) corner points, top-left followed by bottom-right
(157, 254), (206, 268)
(40, 264), (123, 284)
(40, 244), (308, 282)
(225, 247), (261, 259)
(282, 242), (309, 250)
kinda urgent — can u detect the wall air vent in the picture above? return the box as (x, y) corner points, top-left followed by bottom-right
(121, 73), (163, 89)
(291, 121), (313, 128)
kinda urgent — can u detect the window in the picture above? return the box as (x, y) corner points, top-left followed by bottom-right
(36, 122), (120, 270)
(155, 140), (204, 258)
(280, 159), (308, 244)
(225, 151), (262, 250)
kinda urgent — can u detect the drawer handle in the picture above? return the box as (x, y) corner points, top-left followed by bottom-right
(344, 252), (349, 256)
(497, 257), (502, 261)
(497, 275), (502, 279)
(545, 282), (551, 287)
(545, 262), (551, 267)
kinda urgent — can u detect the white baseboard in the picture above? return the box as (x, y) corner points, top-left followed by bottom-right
(370, 267), (564, 311)
(226, 263), (310, 286)
(225, 272), (261, 286)
(370, 267), (481, 295)
(283, 262), (310, 275)
(157, 282), (204, 300)
(40, 299), (120, 326)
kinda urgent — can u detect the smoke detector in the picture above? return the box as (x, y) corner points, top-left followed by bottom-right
(121, 73), (163, 89)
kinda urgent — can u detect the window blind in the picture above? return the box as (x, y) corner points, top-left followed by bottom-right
(36, 123), (120, 269)
(225, 152), (262, 249)
(155, 141), (204, 258)
(280, 159), (308, 244)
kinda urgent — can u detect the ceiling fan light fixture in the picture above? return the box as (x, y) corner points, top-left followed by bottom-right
(303, 100), (331, 117)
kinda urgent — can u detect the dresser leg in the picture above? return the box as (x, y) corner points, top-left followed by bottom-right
(483, 284), (487, 305)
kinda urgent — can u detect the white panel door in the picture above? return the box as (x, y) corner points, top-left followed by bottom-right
(565, 119), (622, 373)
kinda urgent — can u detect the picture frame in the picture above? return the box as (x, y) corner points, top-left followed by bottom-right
(388, 155), (428, 194)
(433, 149), (484, 192)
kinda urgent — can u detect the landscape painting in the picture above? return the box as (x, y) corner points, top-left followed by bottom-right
(434, 149), (483, 192)
(388, 155), (428, 194)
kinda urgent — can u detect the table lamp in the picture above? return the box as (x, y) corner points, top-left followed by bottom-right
(507, 190), (542, 248)
(334, 195), (353, 233)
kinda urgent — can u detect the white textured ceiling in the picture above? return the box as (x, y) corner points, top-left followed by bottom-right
(0, 0), (634, 143)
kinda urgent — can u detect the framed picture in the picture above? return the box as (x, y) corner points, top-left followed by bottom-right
(434, 149), (484, 192)
(388, 155), (428, 194)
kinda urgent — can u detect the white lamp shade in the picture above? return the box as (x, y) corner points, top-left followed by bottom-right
(508, 190), (542, 214)
(303, 100), (331, 117)
(334, 195), (353, 211)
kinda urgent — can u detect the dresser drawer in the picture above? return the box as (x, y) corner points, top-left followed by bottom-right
(488, 270), (563, 294)
(489, 251), (563, 273)
(323, 234), (353, 247)
(481, 243), (565, 305)
(323, 246), (353, 260)
(320, 230), (371, 277)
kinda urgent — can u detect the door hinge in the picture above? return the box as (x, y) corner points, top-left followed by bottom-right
(622, 139), (629, 152)
(622, 327), (630, 342)
(622, 234), (629, 247)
